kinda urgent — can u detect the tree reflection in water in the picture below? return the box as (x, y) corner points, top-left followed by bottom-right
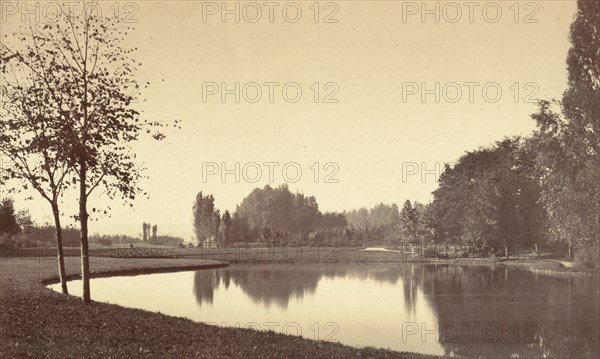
(193, 264), (599, 358)
(194, 265), (404, 308)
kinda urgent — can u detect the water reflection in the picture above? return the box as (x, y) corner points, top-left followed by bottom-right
(192, 264), (599, 358)
(51, 264), (599, 357)
(417, 265), (600, 358)
(193, 265), (403, 308)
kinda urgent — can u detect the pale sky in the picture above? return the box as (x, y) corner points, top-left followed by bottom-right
(0, 0), (578, 239)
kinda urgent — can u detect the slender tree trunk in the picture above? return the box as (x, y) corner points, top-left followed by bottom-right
(504, 244), (509, 258)
(79, 160), (91, 303)
(79, 33), (92, 303)
(51, 203), (68, 294)
(568, 243), (572, 259)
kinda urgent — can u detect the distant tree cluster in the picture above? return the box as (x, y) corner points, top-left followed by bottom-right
(190, 187), (431, 248)
(335, 200), (427, 246)
(342, 203), (398, 245)
(236, 184), (321, 233)
(344, 203), (399, 229)
(142, 222), (158, 243)
(152, 235), (184, 247)
(138, 222), (182, 246)
(193, 185), (348, 247)
(89, 232), (183, 247)
(0, 198), (20, 235)
(1, 197), (183, 249)
(192, 192), (221, 247)
(0, 198), (78, 248)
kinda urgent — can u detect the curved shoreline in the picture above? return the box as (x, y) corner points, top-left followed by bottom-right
(4, 256), (596, 358)
(0, 257), (440, 359)
(434, 259), (598, 278)
(40, 261), (229, 286)
(166, 246), (599, 278)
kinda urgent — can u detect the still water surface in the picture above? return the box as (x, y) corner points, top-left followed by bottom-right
(50, 264), (600, 357)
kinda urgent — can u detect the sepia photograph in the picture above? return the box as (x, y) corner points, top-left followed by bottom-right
(0, 0), (599, 358)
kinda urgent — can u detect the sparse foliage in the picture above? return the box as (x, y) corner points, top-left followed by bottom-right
(1, 2), (174, 301)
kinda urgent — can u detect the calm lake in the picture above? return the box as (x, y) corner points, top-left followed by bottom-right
(49, 264), (600, 358)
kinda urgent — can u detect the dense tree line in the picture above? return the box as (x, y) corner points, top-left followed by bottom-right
(525, 0), (599, 266)
(192, 186), (430, 247)
(1, 198), (183, 248)
(0, 198), (79, 248)
(344, 203), (400, 229)
(192, 185), (347, 246)
(236, 185), (320, 233)
(422, 0), (599, 266)
(428, 138), (547, 257)
(352, 1), (598, 265)
(338, 201), (427, 246)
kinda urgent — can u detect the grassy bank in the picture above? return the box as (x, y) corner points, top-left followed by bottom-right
(4, 245), (597, 277)
(0, 257), (440, 359)
(169, 246), (599, 278)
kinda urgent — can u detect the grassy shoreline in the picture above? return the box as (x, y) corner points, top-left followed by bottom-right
(39, 261), (229, 285)
(4, 246), (597, 278)
(0, 257), (440, 359)
(167, 246), (599, 278)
